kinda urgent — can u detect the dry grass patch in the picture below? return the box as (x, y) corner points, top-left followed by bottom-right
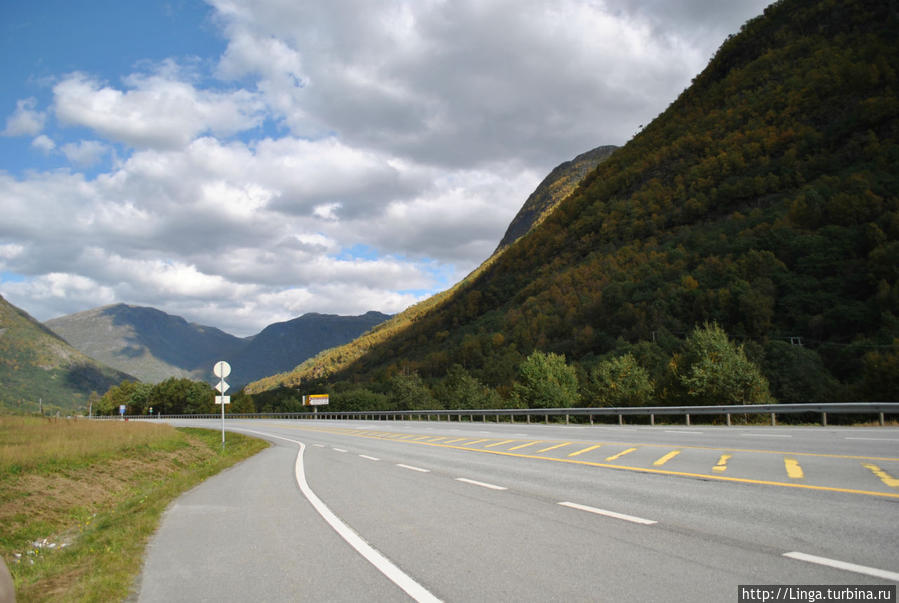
(0, 418), (268, 601)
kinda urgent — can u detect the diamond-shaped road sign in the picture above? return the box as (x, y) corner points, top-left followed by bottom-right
(215, 380), (229, 394)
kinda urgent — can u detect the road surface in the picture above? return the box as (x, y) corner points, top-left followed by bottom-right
(136, 420), (899, 602)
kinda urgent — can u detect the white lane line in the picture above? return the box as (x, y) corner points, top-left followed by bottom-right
(455, 478), (507, 491)
(558, 501), (657, 525)
(235, 429), (441, 603)
(359, 455), (380, 461)
(333, 448), (347, 453)
(397, 464), (431, 473)
(741, 434), (792, 438)
(845, 437), (899, 442)
(783, 552), (899, 582)
(664, 430), (704, 435)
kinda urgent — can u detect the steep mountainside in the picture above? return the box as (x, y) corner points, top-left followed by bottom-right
(225, 312), (391, 386)
(0, 295), (133, 413)
(249, 0), (899, 402)
(46, 304), (248, 383)
(494, 145), (617, 253)
(245, 146), (615, 393)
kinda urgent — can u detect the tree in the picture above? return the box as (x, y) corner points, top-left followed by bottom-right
(587, 354), (654, 407)
(672, 323), (772, 405)
(389, 372), (437, 410)
(514, 351), (580, 408)
(435, 364), (501, 410)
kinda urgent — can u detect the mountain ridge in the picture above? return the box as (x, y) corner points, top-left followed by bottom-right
(45, 303), (392, 386)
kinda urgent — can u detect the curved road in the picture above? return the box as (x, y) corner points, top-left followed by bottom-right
(136, 420), (899, 602)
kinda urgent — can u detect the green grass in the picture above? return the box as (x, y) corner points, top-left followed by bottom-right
(0, 418), (269, 601)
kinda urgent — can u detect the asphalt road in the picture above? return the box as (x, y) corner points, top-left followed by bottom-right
(136, 420), (899, 602)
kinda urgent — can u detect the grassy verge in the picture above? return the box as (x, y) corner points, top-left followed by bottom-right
(0, 417), (269, 601)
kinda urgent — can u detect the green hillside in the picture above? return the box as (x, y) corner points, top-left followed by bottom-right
(249, 0), (899, 406)
(0, 296), (133, 413)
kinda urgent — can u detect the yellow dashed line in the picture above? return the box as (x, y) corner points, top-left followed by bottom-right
(713, 454), (731, 472)
(508, 441), (542, 450)
(536, 442), (571, 453)
(568, 444), (603, 458)
(653, 450), (681, 466)
(485, 439), (517, 448)
(784, 457), (804, 479)
(863, 463), (899, 488)
(606, 447), (637, 461)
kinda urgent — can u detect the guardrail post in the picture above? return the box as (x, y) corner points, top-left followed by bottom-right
(771, 413), (776, 426)
(510, 414), (515, 424)
(589, 414), (594, 425)
(880, 412), (885, 426)
(650, 414), (654, 426)
(686, 413), (690, 426)
(618, 414), (623, 426)
(526, 414), (530, 424)
(726, 413), (731, 426)
(565, 414), (569, 424)
(545, 414), (549, 424)
(822, 412), (827, 426)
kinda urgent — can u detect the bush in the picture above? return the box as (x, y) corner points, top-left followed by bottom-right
(514, 351), (580, 408)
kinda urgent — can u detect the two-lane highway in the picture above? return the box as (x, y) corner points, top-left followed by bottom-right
(137, 420), (899, 602)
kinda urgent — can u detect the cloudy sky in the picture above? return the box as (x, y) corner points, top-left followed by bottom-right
(0, 0), (770, 337)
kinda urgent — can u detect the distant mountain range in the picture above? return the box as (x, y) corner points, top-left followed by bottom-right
(0, 295), (133, 413)
(45, 304), (390, 387)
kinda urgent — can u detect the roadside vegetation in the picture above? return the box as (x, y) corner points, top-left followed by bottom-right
(0, 416), (268, 601)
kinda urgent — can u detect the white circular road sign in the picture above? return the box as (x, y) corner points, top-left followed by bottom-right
(213, 361), (231, 379)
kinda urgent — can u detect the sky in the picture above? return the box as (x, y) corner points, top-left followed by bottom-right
(0, 0), (771, 337)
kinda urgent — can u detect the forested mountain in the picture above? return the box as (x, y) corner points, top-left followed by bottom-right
(247, 0), (898, 406)
(0, 295), (133, 413)
(46, 304), (248, 384)
(493, 145), (618, 253)
(224, 311), (391, 386)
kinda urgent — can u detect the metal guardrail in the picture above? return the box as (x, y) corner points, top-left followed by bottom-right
(99, 402), (899, 426)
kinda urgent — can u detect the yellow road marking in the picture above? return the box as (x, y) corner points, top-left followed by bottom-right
(784, 457), (804, 479)
(508, 441), (542, 450)
(653, 450), (681, 466)
(536, 442), (571, 453)
(606, 447), (637, 461)
(426, 436), (448, 442)
(269, 423), (899, 462)
(461, 438), (489, 446)
(443, 438), (467, 444)
(252, 424), (899, 499)
(568, 444), (603, 458)
(412, 435), (431, 441)
(485, 439), (517, 448)
(863, 463), (899, 488)
(713, 454), (731, 472)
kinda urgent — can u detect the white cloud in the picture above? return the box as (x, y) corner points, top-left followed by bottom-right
(31, 135), (56, 153)
(61, 140), (110, 167)
(53, 68), (266, 149)
(2, 98), (47, 137)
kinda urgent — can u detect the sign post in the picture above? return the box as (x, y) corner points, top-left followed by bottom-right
(213, 361), (231, 448)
